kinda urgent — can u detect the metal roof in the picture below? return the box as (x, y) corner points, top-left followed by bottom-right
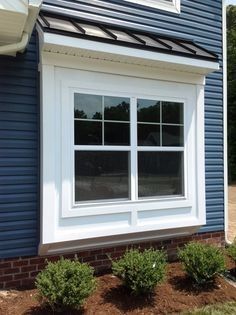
(37, 11), (218, 62)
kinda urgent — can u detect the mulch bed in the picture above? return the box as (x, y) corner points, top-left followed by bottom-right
(0, 262), (236, 315)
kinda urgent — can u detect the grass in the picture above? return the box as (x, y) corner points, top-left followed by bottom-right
(182, 302), (236, 315)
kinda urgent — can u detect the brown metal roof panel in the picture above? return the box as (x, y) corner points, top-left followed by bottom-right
(38, 11), (218, 62)
(46, 16), (80, 34)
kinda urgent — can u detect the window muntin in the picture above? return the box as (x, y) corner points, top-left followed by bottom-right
(137, 100), (183, 147)
(74, 92), (184, 204)
(74, 93), (130, 146)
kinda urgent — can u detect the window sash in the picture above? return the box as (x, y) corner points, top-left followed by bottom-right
(74, 94), (185, 205)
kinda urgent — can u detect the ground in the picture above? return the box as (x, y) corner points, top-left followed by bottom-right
(0, 262), (236, 315)
(228, 184), (236, 242)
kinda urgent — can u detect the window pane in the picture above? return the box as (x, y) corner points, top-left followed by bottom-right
(104, 122), (130, 145)
(104, 96), (130, 121)
(75, 151), (129, 202)
(162, 102), (183, 124)
(162, 125), (183, 146)
(138, 152), (184, 197)
(138, 123), (160, 146)
(137, 99), (160, 123)
(74, 93), (102, 119)
(75, 121), (102, 145)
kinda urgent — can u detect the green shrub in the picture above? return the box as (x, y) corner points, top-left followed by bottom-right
(35, 258), (96, 311)
(112, 248), (167, 295)
(178, 242), (226, 285)
(227, 239), (236, 263)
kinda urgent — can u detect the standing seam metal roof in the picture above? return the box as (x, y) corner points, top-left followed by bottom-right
(37, 11), (219, 62)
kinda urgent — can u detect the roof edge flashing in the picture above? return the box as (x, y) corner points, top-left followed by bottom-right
(40, 31), (219, 75)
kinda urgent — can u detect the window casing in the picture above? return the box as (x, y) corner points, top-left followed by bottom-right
(124, 0), (181, 13)
(58, 68), (196, 222)
(40, 60), (207, 250)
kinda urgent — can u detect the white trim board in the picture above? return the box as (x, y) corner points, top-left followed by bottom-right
(41, 52), (206, 85)
(124, 0), (181, 14)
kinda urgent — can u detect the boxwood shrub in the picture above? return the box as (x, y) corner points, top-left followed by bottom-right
(112, 248), (167, 295)
(35, 258), (96, 311)
(227, 239), (236, 264)
(178, 242), (226, 285)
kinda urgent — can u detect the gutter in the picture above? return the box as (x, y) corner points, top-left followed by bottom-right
(0, 0), (42, 56)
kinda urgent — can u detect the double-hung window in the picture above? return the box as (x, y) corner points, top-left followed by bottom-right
(74, 93), (184, 204)
(40, 63), (207, 250)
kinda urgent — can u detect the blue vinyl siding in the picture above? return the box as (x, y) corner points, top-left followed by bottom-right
(0, 32), (39, 258)
(0, 0), (224, 259)
(43, 0), (224, 233)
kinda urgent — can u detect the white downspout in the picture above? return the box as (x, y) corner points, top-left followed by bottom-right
(0, 0), (42, 56)
(0, 32), (29, 55)
(223, 0), (230, 244)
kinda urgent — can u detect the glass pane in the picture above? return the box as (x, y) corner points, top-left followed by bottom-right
(74, 93), (102, 119)
(75, 151), (129, 202)
(162, 125), (183, 147)
(104, 122), (130, 145)
(138, 124), (160, 146)
(75, 121), (102, 145)
(137, 99), (160, 123)
(104, 96), (130, 121)
(162, 102), (183, 124)
(138, 152), (184, 198)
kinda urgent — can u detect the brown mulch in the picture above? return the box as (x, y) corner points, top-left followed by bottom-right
(0, 262), (236, 315)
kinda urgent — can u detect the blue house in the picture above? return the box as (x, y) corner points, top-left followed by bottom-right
(0, 0), (227, 288)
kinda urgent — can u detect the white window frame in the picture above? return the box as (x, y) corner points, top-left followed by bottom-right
(124, 0), (181, 13)
(73, 91), (185, 207)
(39, 51), (211, 252)
(60, 75), (192, 220)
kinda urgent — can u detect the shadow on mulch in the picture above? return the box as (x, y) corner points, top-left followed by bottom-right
(169, 274), (219, 295)
(23, 305), (84, 315)
(102, 284), (155, 313)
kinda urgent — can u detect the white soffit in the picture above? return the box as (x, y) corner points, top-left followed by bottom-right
(39, 31), (219, 75)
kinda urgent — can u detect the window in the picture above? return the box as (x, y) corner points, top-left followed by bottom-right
(74, 93), (184, 204)
(124, 0), (181, 13)
(40, 63), (207, 250)
(74, 94), (131, 202)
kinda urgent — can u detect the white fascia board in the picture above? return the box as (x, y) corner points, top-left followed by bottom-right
(41, 32), (219, 75)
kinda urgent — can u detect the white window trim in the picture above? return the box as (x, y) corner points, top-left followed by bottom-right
(60, 76), (193, 220)
(40, 54), (206, 251)
(124, 0), (181, 13)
